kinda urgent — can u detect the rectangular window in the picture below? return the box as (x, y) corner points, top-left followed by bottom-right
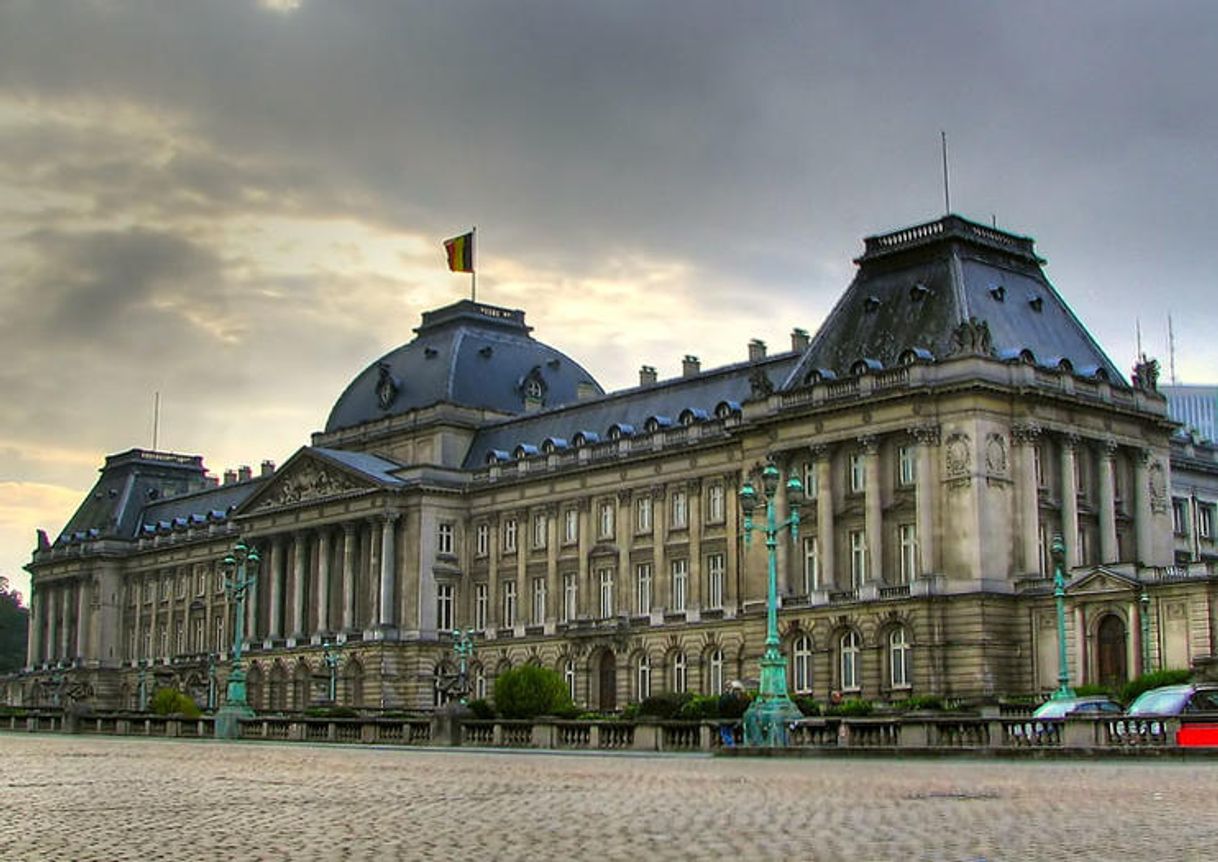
(635, 496), (653, 533)
(849, 453), (866, 494)
(195, 569), (206, 596)
(475, 523), (490, 557)
(670, 489), (688, 529)
(436, 583), (455, 631)
(474, 583), (488, 630)
(706, 483), (725, 523)
(671, 559), (688, 612)
(1033, 444), (1045, 487)
(1077, 528), (1088, 565)
(213, 619), (224, 653)
(502, 581), (517, 628)
(1074, 451), (1086, 497)
(898, 446), (917, 487)
(1038, 524), (1049, 576)
(532, 513), (548, 550)
(1173, 499), (1188, 535)
(635, 563), (652, 615)
(176, 574), (186, 599)
(849, 530), (867, 587)
(174, 623), (184, 655)
(532, 577), (547, 623)
(563, 509), (578, 545)
(706, 553), (724, 609)
(898, 524), (918, 584)
(598, 501), (615, 539)
(437, 522), (455, 556)
(503, 518), (517, 553)
(192, 618), (204, 652)
(803, 536), (820, 593)
(802, 461), (818, 501)
(562, 573), (577, 623)
(1201, 504), (1214, 541)
(598, 567), (615, 618)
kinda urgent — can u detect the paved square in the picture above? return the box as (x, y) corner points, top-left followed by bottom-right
(2, 735), (1216, 861)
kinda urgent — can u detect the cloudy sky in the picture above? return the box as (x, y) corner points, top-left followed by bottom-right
(3, 0), (1217, 600)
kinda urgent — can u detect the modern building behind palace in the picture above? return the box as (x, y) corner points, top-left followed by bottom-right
(11, 214), (1218, 712)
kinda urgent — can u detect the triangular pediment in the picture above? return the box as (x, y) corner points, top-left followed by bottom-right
(1065, 566), (1140, 596)
(236, 447), (399, 515)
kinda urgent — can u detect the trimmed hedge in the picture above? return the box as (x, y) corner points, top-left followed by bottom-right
(492, 665), (574, 719)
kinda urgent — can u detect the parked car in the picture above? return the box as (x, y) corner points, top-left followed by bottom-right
(1125, 683), (1218, 717)
(1031, 695), (1123, 719)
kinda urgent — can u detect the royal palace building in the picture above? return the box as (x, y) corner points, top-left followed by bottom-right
(12, 215), (1218, 712)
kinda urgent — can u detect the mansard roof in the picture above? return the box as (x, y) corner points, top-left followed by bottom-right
(463, 352), (799, 468)
(783, 215), (1126, 389)
(324, 300), (604, 433)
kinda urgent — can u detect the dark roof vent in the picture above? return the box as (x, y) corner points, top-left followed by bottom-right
(863, 296), (882, 313)
(909, 283), (930, 302)
(1028, 295), (1043, 313)
(989, 285), (1006, 302)
(547, 358), (560, 370)
(478, 346), (493, 358)
(423, 347), (438, 358)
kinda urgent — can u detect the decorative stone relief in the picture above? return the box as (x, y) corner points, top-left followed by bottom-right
(1132, 356), (1160, 392)
(258, 464), (361, 510)
(949, 317), (994, 357)
(748, 368), (774, 398)
(1148, 461), (1168, 513)
(909, 424), (941, 447)
(985, 433), (1008, 476)
(944, 432), (971, 478)
(616, 488), (632, 504)
(375, 362), (400, 411)
(856, 435), (878, 455)
(1011, 422), (1042, 445)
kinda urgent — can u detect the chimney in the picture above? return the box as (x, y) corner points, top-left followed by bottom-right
(222, 469), (238, 486)
(576, 381), (598, 401)
(237, 465), (252, 482)
(748, 339), (767, 362)
(639, 365), (658, 386)
(682, 355), (701, 377)
(260, 460), (276, 477)
(791, 327), (810, 352)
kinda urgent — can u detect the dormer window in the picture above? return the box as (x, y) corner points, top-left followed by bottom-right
(863, 296), (882, 313)
(989, 285), (1006, 302)
(850, 358), (882, 376)
(525, 379), (543, 399)
(909, 283), (930, 302)
(1028, 295), (1044, 313)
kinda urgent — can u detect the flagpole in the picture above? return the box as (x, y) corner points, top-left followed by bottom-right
(471, 225), (477, 302)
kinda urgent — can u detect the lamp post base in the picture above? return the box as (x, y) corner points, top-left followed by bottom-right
(742, 651), (803, 747)
(214, 665), (254, 739)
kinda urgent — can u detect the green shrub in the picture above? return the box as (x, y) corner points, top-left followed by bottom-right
(637, 692), (694, 719)
(1073, 683), (1115, 698)
(620, 702), (641, 721)
(896, 695), (945, 712)
(1119, 669), (1192, 705)
(717, 689), (753, 719)
(492, 665), (573, 719)
(466, 698), (495, 720)
(826, 697), (873, 717)
(792, 695), (821, 717)
(304, 705), (359, 718)
(149, 688), (201, 718)
(676, 694), (721, 721)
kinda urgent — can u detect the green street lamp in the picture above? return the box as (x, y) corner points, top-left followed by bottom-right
(136, 658), (149, 712)
(1050, 533), (1075, 701)
(740, 462), (804, 746)
(322, 642), (340, 704)
(215, 540), (260, 739)
(1139, 589), (1152, 674)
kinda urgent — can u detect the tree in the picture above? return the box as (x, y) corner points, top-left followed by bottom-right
(492, 665), (574, 719)
(0, 577), (30, 673)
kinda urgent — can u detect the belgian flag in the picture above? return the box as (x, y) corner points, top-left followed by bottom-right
(444, 231), (474, 273)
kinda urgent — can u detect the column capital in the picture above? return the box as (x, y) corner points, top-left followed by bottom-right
(616, 488), (633, 504)
(1060, 431), (1081, 451)
(856, 434), (878, 455)
(808, 443), (832, 461)
(342, 521), (358, 536)
(685, 477), (702, 494)
(1011, 421), (1042, 444)
(382, 511), (400, 526)
(650, 484), (667, 501)
(1096, 438), (1119, 459)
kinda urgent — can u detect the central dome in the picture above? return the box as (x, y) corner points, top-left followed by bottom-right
(324, 300), (604, 433)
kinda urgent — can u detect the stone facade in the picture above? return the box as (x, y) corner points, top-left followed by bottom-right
(13, 215), (1218, 712)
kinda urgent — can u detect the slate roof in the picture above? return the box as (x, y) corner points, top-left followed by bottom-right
(463, 352), (800, 468)
(311, 447), (407, 485)
(324, 300), (605, 433)
(783, 215), (1126, 389)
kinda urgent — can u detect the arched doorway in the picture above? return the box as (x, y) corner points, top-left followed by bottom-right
(595, 649), (617, 711)
(1096, 614), (1128, 687)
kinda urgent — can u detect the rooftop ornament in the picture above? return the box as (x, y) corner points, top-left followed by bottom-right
(739, 462), (804, 747)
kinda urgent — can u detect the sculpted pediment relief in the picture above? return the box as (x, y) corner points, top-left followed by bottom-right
(1066, 568), (1139, 597)
(248, 453), (374, 513)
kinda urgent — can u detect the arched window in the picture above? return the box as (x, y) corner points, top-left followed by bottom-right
(792, 635), (813, 694)
(707, 648), (724, 696)
(474, 663), (487, 701)
(888, 627), (911, 689)
(671, 651), (688, 694)
(839, 631), (861, 692)
(564, 659), (577, 702)
(636, 654), (652, 700)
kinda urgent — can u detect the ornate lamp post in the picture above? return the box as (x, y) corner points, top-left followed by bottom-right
(206, 653), (218, 712)
(739, 462), (804, 746)
(1139, 589), (1152, 674)
(215, 540), (260, 739)
(136, 658), (149, 712)
(322, 642), (340, 704)
(1050, 533), (1075, 701)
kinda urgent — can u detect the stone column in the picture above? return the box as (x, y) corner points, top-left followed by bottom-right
(341, 523), (357, 632)
(860, 435), (882, 584)
(615, 492), (632, 618)
(912, 425), (940, 577)
(1073, 605), (1086, 687)
(547, 504), (560, 625)
(1134, 449), (1153, 566)
(60, 584), (73, 660)
(245, 554), (259, 643)
(292, 532), (307, 639)
(26, 586), (41, 667)
(724, 470), (740, 615)
(268, 537), (284, 639)
(378, 513), (398, 628)
(652, 486), (668, 610)
(814, 447), (835, 589)
(487, 516), (501, 629)
(1060, 434), (1081, 569)
(316, 528), (332, 636)
(75, 578), (90, 660)
(1098, 440), (1119, 564)
(367, 518), (382, 628)
(687, 479), (703, 610)
(46, 585), (59, 663)
(1013, 423), (1043, 575)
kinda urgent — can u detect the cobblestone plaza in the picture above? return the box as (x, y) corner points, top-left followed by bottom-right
(3, 735), (1216, 861)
